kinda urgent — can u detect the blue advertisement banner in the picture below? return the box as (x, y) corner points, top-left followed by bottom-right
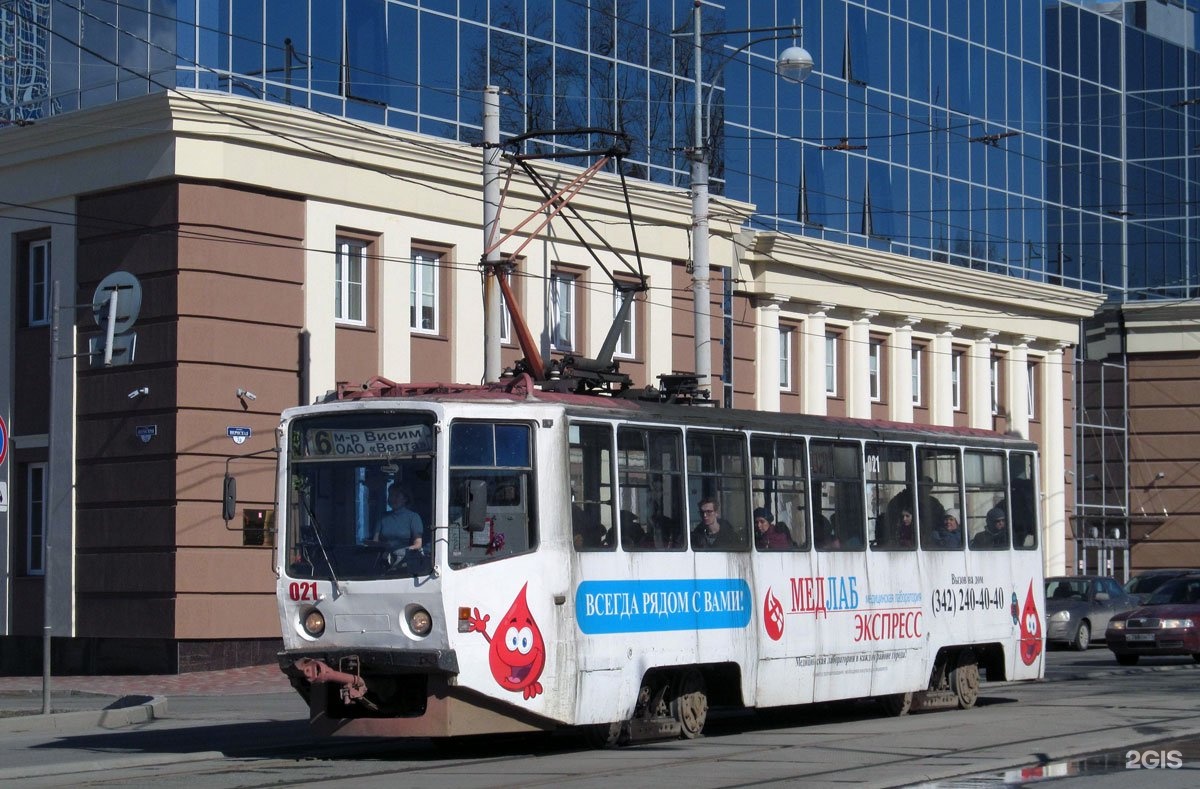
(576, 578), (752, 634)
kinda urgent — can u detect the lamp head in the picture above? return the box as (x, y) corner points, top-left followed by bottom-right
(777, 45), (814, 83)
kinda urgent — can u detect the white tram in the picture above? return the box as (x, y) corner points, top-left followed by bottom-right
(259, 375), (1045, 742)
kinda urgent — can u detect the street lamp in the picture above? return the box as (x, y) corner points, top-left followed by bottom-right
(681, 2), (814, 398)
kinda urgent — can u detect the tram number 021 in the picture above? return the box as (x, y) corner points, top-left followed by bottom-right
(288, 581), (319, 601)
(932, 585), (1005, 615)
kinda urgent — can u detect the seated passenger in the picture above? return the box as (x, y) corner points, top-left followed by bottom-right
(572, 505), (608, 550)
(814, 513), (836, 550)
(691, 497), (735, 550)
(894, 508), (915, 548)
(620, 509), (649, 549)
(970, 507), (1009, 550)
(754, 507), (794, 550)
(932, 509), (963, 549)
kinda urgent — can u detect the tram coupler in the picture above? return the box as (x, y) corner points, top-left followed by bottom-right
(293, 656), (373, 707)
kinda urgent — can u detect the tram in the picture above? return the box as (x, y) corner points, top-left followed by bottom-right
(234, 133), (1044, 742)
(244, 372), (1046, 742)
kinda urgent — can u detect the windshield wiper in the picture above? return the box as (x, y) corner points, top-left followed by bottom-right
(298, 489), (342, 595)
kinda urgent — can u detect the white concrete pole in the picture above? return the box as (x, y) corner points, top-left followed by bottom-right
(970, 331), (998, 429)
(889, 317), (919, 423)
(483, 85), (502, 382)
(756, 296), (784, 412)
(930, 324), (959, 426)
(1006, 336), (1032, 438)
(846, 310), (877, 418)
(1042, 344), (1068, 576)
(801, 304), (835, 415)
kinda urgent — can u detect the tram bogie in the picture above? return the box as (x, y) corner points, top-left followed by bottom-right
(246, 380), (1046, 743)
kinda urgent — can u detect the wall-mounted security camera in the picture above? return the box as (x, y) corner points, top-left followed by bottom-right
(127, 386), (150, 399)
(236, 388), (257, 401)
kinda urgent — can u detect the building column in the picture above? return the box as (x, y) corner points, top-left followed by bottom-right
(1006, 336), (1033, 439)
(969, 330), (998, 429)
(756, 295), (785, 412)
(888, 317), (919, 423)
(929, 323), (959, 426)
(801, 303), (835, 415)
(846, 310), (877, 418)
(1042, 343), (1068, 576)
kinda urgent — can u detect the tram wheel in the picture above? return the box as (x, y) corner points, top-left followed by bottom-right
(671, 668), (708, 739)
(950, 650), (980, 710)
(878, 691), (913, 716)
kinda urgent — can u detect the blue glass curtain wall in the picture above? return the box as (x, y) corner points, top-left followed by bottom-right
(1, 0), (1198, 300)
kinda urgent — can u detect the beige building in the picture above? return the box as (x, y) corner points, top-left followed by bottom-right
(1, 93), (1104, 672)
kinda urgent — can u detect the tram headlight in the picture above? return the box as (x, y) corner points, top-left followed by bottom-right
(302, 608), (326, 638)
(406, 606), (433, 637)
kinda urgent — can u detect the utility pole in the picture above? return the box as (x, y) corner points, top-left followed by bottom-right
(690, 1), (713, 394)
(482, 85), (503, 383)
(42, 281), (58, 714)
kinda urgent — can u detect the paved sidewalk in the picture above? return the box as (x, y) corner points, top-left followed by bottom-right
(0, 663), (293, 734)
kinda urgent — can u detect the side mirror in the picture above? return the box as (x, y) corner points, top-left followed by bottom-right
(1094, 591), (1109, 602)
(222, 474), (237, 522)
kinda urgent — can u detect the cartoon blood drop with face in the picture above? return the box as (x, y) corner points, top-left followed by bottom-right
(1019, 580), (1043, 666)
(763, 587), (785, 642)
(467, 583), (546, 699)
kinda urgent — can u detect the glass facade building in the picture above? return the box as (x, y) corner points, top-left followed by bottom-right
(2, 0), (1198, 299)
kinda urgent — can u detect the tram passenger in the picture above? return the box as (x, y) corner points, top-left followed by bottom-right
(692, 497), (735, 550)
(931, 509), (963, 549)
(753, 507), (793, 550)
(813, 512), (836, 550)
(620, 509), (650, 549)
(572, 505), (608, 549)
(373, 485), (424, 559)
(970, 507), (1009, 550)
(891, 507), (915, 548)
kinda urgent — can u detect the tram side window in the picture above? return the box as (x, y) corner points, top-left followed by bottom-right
(917, 447), (964, 551)
(867, 443), (916, 551)
(965, 451), (1009, 550)
(569, 421), (616, 552)
(811, 441), (865, 551)
(617, 426), (687, 551)
(750, 436), (808, 551)
(1010, 452), (1039, 550)
(447, 421), (537, 568)
(687, 431), (750, 551)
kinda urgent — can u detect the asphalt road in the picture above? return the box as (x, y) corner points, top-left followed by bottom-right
(0, 647), (1197, 788)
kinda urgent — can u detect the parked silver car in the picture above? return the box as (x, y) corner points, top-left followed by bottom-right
(1045, 575), (1139, 651)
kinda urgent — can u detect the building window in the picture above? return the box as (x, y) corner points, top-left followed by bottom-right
(334, 237), (367, 325)
(1028, 362), (1037, 419)
(411, 249), (440, 333)
(26, 463), (46, 576)
(551, 270), (577, 351)
(912, 346), (923, 406)
(990, 357), (1000, 415)
(951, 349), (964, 411)
(825, 333), (838, 395)
(612, 286), (636, 358)
(27, 238), (51, 327)
(780, 327), (793, 390)
(868, 339), (883, 401)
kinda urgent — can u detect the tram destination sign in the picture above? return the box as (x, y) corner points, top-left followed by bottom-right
(304, 425), (433, 457)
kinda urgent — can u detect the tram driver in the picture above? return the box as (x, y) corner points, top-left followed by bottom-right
(372, 485), (424, 562)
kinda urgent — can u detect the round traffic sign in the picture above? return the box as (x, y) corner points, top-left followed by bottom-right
(92, 271), (142, 334)
(0, 414), (7, 466)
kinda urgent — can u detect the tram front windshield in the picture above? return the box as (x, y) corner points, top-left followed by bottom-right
(285, 412), (436, 581)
